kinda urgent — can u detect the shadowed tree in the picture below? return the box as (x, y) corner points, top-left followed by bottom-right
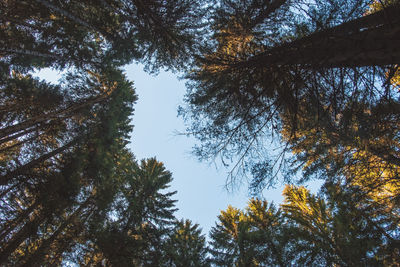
(0, 68), (136, 265)
(76, 157), (177, 267)
(181, 0), (400, 191)
(0, 0), (206, 264)
(1, 0), (207, 72)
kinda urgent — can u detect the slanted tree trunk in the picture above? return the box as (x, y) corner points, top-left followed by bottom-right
(0, 214), (42, 263)
(0, 93), (108, 139)
(0, 138), (78, 185)
(22, 196), (94, 267)
(0, 201), (39, 243)
(242, 3), (400, 68)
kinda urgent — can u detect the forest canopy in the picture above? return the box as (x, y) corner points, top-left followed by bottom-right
(1, 0), (400, 265)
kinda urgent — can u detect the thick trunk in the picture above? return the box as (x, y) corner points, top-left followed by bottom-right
(242, 3), (400, 68)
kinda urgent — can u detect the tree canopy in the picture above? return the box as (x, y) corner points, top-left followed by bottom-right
(1, 0), (400, 265)
(181, 0), (400, 192)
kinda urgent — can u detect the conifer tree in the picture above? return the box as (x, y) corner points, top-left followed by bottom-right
(181, 0), (400, 191)
(1, 0), (206, 264)
(0, 68), (136, 265)
(208, 184), (399, 266)
(281, 184), (397, 266)
(1, 0), (206, 71)
(76, 157), (177, 267)
(163, 219), (210, 267)
(209, 200), (289, 266)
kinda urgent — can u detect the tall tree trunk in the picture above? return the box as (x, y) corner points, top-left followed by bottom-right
(0, 125), (39, 146)
(0, 201), (39, 243)
(21, 196), (94, 267)
(0, 93), (108, 139)
(240, 3), (400, 68)
(0, 214), (42, 263)
(0, 138), (78, 185)
(0, 133), (39, 153)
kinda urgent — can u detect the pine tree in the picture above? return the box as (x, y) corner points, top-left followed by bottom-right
(163, 219), (210, 267)
(0, 68), (136, 265)
(1, 0), (204, 264)
(181, 0), (400, 191)
(77, 157), (177, 267)
(281, 184), (395, 266)
(1, 0), (206, 72)
(209, 200), (288, 266)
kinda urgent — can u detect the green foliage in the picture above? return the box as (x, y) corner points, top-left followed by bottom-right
(209, 200), (289, 266)
(164, 219), (210, 267)
(1, 0), (207, 72)
(0, 0), (211, 264)
(76, 156), (178, 266)
(181, 0), (400, 193)
(209, 184), (400, 266)
(2, 1), (400, 266)
(282, 185), (384, 266)
(0, 68), (136, 265)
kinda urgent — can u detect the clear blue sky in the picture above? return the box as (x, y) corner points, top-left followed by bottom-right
(37, 64), (319, 236)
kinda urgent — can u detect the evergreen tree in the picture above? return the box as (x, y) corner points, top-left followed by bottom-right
(281, 184), (397, 266)
(181, 0), (400, 191)
(1, 0), (206, 72)
(163, 219), (210, 267)
(208, 184), (400, 266)
(0, 68), (136, 265)
(76, 157), (177, 267)
(0, 0), (206, 264)
(209, 200), (289, 266)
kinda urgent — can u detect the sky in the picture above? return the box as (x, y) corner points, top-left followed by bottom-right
(36, 64), (318, 236)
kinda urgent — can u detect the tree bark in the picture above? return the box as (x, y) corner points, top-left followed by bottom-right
(239, 3), (400, 68)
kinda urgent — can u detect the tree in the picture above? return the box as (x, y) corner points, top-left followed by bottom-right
(163, 219), (210, 267)
(77, 157), (177, 267)
(282, 184), (398, 266)
(208, 183), (399, 266)
(181, 0), (400, 191)
(0, 68), (136, 265)
(1, 0), (206, 264)
(1, 0), (207, 72)
(209, 200), (289, 266)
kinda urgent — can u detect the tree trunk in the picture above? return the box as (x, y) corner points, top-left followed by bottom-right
(0, 214), (42, 263)
(0, 138), (78, 185)
(21, 196), (94, 267)
(0, 201), (39, 243)
(0, 125), (39, 146)
(0, 93), (107, 139)
(241, 3), (400, 68)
